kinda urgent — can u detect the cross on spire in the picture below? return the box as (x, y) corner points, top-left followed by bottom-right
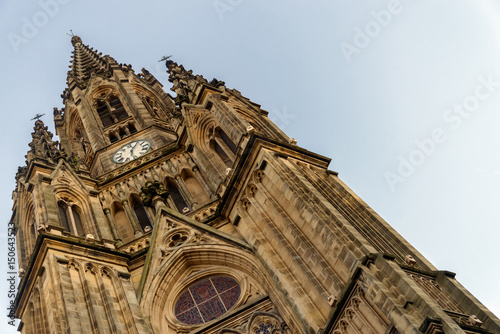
(31, 113), (45, 121)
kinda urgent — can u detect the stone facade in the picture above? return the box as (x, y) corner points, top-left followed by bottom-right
(11, 36), (500, 333)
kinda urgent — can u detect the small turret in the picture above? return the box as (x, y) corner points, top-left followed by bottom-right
(25, 119), (64, 166)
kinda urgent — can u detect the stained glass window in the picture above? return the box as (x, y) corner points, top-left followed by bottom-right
(256, 323), (274, 334)
(174, 276), (241, 325)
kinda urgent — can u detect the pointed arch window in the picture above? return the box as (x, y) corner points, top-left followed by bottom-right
(58, 202), (85, 237)
(58, 203), (70, 232)
(132, 197), (152, 232)
(141, 94), (162, 118)
(27, 209), (37, 249)
(211, 128), (237, 167)
(128, 123), (137, 134)
(96, 100), (114, 127)
(166, 178), (190, 212)
(219, 129), (237, 155)
(95, 95), (129, 127)
(181, 169), (209, 205)
(112, 202), (135, 243)
(72, 208), (84, 236)
(174, 276), (241, 325)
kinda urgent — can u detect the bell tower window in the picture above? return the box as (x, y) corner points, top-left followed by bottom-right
(141, 94), (162, 118)
(128, 123), (137, 134)
(167, 178), (190, 212)
(211, 128), (237, 167)
(96, 100), (113, 127)
(95, 95), (128, 127)
(132, 197), (152, 232)
(109, 132), (118, 143)
(110, 97), (128, 121)
(58, 202), (85, 236)
(219, 129), (237, 155)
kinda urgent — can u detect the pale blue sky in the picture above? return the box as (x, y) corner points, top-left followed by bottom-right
(1, 1), (499, 331)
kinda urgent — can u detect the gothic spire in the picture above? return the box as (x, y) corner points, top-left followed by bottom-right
(25, 119), (64, 166)
(66, 35), (116, 90)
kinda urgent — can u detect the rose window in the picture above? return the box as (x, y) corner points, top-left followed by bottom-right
(174, 276), (241, 325)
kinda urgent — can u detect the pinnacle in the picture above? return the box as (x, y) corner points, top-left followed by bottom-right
(67, 36), (116, 88)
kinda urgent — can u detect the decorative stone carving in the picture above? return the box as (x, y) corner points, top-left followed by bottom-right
(140, 180), (169, 207)
(328, 295), (338, 307)
(407, 271), (465, 314)
(209, 78), (225, 88)
(25, 120), (63, 165)
(220, 311), (289, 334)
(405, 254), (417, 267)
(468, 315), (483, 327)
(165, 60), (208, 108)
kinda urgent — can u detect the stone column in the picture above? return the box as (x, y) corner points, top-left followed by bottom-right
(103, 208), (122, 246)
(121, 200), (142, 236)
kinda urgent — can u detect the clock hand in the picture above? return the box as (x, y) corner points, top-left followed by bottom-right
(130, 142), (141, 158)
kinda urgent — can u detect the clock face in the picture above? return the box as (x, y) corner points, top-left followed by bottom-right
(112, 139), (152, 164)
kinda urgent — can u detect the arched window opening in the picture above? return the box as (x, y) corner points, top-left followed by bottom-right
(211, 127), (237, 167)
(167, 179), (190, 212)
(29, 222), (37, 248)
(26, 208), (37, 247)
(182, 169), (209, 205)
(58, 203), (70, 232)
(72, 208), (84, 237)
(128, 123), (137, 134)
(219, 129), (237, 155)
(213, 140), (232, 167)
(119, 127), (127, 139)
(144, 96), (153, 109)
(94, 95), (128, 127)
(174, 276), (241, 325)
(132, 197), (152, 232)
(57, 201), (85, 237)
(96, 100), (114, 127)
(110, 96), (128, 121)
(142, 95), (161, 118)
(112, 202), (134, 243)
(109, 132), (118, 143)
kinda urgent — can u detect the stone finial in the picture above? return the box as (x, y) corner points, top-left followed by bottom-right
(71, 35), (82, 46)
(25, 119), (62, 165)
(166, 60), (207, 106)
(19, 268), (25, 278)
(405, 255), (417, 267)
(209, 78), (225, 88)
(246, 125), (255, 135)
(289, 137), (297, 145)
(53, 107), (62, 117)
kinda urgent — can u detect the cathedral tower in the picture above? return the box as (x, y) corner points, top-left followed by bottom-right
(11, 36), (500, 333)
